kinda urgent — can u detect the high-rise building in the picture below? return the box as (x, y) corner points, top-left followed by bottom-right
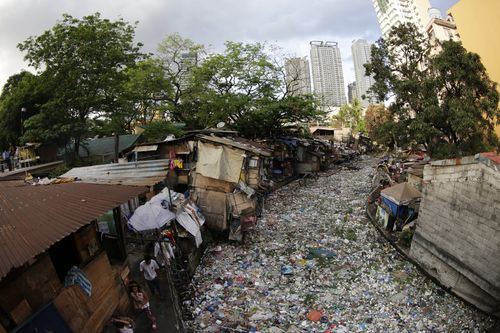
(425, 9), (460, 56)
(448, 0), (500, 137)
(179, 51), (198, 90)
(285, 57), (312, 96)
(309, 41), (347, 109)
(372, 0), (432, 37)
(351, 39), (377, 107)
(347, 82), (358, 104)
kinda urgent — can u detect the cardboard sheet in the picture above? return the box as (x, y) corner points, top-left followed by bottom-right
(192, 172), (234, 193)
(194, 189), (228, 231)
(227, 192), (256, 216)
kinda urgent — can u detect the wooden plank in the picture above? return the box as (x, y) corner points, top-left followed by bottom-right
(53, 287), (90, 333)
(15, 255), (62, 311)
(0, 281), (23, 312)
(82, 285), (119, 333)
(194, 189), (228, 231)
(53, 253), (123, 333)
(193, 172), (234, 193)
(74, 224), (99, 264)
(9, 299), (32, 325)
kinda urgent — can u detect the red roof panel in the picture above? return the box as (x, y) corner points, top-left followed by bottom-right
(0, 181), (147, 279)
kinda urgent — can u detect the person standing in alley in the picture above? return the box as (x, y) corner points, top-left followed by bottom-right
(2, 149), (11, 171)
(139, 255), (162, 297)
(129, 282), (157, 330)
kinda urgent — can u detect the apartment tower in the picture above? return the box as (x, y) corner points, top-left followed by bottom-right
(372, 0), (431, 37)
(351, 39), (377, 107)
(285, 57), (312, 96)
(309, 41), (347, 109)
(347, 82), (358, 104)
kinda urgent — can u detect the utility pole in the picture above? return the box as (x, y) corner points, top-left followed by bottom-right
(20, 107), (27, 136)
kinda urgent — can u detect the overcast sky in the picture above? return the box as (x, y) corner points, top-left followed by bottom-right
(0, 0), (457, 93)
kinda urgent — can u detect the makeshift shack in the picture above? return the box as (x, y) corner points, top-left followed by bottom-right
(378, 182), (421, 231)
(279, 138), (323, 175)
(309, 126), (335, 141)
(128, 135), (195, 190)
(0, 181), (147, 333)
(265, 139), (297, 184)
(192, 135), (272, 239)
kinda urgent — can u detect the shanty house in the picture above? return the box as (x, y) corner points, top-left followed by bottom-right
(309, 126), (335, 141)
(128, 136), (195, 190)
(377, 182), (421, 231)
(0, 181), (146, 333)
(192, 135), (272, 238)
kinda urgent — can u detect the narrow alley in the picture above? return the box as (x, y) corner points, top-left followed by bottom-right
(185, 156), (493, 332)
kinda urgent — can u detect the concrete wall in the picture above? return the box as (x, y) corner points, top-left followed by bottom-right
(410, 155), (500, 315)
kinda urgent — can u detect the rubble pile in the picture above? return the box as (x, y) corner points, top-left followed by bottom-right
(185, 156), (493, 332)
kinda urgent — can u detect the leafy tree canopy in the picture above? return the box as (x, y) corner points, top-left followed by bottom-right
(18, 13), (144, 154)
(0, 71), (52, 147)
(142, 121), (185, 143)
(332, 99), (365, 133)
(156, 32), (206, 117)
(176, 41), (321, 136)
(365, 23), (499, 157)
(364, 104), (393, 144)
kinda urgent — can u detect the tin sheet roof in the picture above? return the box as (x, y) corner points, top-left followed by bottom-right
(132, 144), (158, 152)
(79, 134), (140, 157)
(198, 135), (272, 157)
(0, 181), (147, 279)
(61, 159), (170, 186)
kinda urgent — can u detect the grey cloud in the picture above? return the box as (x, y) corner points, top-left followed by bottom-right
(0, 0), (458, 91)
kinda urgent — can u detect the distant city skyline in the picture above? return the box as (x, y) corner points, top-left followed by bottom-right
(0, 0), (458, 96)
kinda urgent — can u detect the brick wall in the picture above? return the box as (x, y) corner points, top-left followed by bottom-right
(410, 156), (500, 315)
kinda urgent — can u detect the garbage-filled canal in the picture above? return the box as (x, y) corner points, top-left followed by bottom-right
(184, 156), (493, 332)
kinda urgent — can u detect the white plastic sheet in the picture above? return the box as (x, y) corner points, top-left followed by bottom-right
(176, 211), (203, 247)
(128, 201), (176, 232)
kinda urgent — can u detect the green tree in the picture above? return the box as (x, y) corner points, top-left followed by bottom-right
(183, 41), (280, 126)
(234, 95), (319, 138)
(0, 71), (52, 147)
(364, 104), (393, 143)
(142, 121), (184, 143)
(365, 23), (499, 156)
(122, 59), (170, 127)
(156, 33), (205, 120)
(18, 13), (144, 156)
(332, 98), (365, 133)
(177, 41), (321, 135)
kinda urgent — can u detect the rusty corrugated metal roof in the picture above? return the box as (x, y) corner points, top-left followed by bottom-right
(0, 181), (147, 280)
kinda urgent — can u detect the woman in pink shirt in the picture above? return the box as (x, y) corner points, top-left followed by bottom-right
(129, 282), (157, 330)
